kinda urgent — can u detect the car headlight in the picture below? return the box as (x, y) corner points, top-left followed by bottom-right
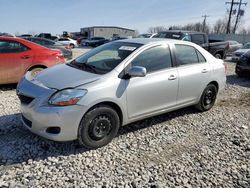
(48, 89), (87, 106)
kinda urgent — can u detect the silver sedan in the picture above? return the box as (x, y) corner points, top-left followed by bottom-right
(17, 38), (226, 149)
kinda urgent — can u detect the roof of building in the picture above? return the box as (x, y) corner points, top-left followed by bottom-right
(81, 26), (135, 32)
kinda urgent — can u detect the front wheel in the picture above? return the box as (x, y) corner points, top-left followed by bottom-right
(78, 105), (120, 149)
(69, 43), (75, 48)
(195, 84), (218, 112)
(30, 67), (45, 77)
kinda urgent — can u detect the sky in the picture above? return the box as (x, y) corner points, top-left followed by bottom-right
(1, 0), (250, 35)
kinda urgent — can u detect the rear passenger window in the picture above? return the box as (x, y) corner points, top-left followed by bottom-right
(196, 50), (206, 62)
(131, 45), (172, 73)
(175, 45), (199, 65)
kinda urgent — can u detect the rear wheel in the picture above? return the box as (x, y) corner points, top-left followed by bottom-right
(30, 67), (45, 77)
(195, 84), (218, 111)
(78, 105), (120, 149)
(215, 53), (222, 59)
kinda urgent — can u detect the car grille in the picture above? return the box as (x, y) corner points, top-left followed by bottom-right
(18, 94), (34, 105)
(22, 115), (32, 128)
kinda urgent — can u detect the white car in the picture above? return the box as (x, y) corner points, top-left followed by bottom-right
(57, 38), (78, 48)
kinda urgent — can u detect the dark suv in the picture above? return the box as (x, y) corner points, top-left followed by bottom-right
(235, 51), (250, 77)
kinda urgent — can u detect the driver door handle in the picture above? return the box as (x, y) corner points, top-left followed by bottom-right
(201, 69), (208, 73)
(21, 55), (31, 59)
(168, 75), (177, 80)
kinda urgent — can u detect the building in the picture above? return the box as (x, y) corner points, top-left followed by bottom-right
(80, 26), (135, 39)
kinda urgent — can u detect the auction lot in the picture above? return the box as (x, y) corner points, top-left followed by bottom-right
(0, 48), (249, 187)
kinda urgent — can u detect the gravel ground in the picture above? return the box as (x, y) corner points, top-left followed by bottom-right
(0, 62), (249, 187)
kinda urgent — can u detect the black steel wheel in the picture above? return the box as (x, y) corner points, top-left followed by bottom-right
(78, 105), (120, 149)
(195, 84), (218, 111)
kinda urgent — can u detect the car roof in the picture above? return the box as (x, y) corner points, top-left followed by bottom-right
(23, 36), (53, 41)
(116, 38), (185, 45)
(157, 30), (205, 35)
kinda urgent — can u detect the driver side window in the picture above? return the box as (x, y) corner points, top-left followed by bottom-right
(0, 40), (29, 53)
(131, 45), (172, 73)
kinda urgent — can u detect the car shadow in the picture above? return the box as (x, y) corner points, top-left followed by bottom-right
(0, 107), (198, 166)
(0, 84), (17, 91)
(226, 74), (250, 88)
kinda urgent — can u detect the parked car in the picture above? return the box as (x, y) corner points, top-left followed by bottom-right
(57, 38), (78, 48)
(77, 36), (87, 45)
(111, 36), (129, 41)
(36, 33), (58, 41)
(153, 31), (229, 59)
(0, 37), (65, 84)
(82, 37), (108, 47)
(137, 33), (158, 38)
(235, 50), (250, 77)
(17, 38), (226, 149)
(226, 40), (243, 56)
(23, 37), (73, 60)
(0, 32), (15, 37)
(18, 34), (33, 38)
(232, 42), (250, 61)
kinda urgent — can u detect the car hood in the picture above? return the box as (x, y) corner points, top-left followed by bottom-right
(33, 64), (101, 90)
(234, 49), (250, 55)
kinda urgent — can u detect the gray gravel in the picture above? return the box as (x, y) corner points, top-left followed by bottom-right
(0, 62), (249, 187)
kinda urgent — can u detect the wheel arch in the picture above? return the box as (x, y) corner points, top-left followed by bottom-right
(27, 64), (47, 72)
(208, 81), (219, 91)
(85, 101), (124, 126)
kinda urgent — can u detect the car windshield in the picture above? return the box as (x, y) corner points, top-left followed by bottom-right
(242, 43), (250, 49)
(68, 42), (142, 74)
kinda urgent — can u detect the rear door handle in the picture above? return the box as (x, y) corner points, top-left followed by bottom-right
(168, 75), (177, 80)
(201, 69), (208, 73)
(21, 55), (31, 59)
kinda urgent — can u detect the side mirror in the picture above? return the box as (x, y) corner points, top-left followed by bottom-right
(127, 66), (147, 78)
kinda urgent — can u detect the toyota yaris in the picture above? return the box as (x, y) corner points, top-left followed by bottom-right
(17, 38), (226, 149)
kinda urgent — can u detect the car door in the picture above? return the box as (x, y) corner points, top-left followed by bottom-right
(0, 40), (33, 84)
(174, 44), (211, 105)
(125, 45), (178, 119)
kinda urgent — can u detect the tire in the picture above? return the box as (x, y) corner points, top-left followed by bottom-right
(215, 53), (222, 59)
(85, 42), (89, 47)
(30, 67), (45, 77)
(78, 105), (120, 149)
(236, 69), (244, 78)
(69, 43), (75, 48)
(195, 84), (218, 112)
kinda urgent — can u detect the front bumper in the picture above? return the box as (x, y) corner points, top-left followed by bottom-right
(18, 74), (88, 141)
(232, 55), (240, 61)
(236, 64), (250, 75)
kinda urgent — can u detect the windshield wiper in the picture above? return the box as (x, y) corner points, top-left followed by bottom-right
(81, 63), (98, 74)
(68, 60), (98, 73)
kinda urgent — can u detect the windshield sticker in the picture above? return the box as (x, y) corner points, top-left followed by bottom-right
(119, 46), (137, 51)
(172, 34), (181, 38)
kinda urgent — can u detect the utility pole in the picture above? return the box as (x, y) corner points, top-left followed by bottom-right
(233, 0), (247, 33)
(226, 0), (236, 34)
(202, 15), (209, 32)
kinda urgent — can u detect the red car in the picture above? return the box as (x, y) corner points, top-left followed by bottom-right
(0, 37), (65, 84)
